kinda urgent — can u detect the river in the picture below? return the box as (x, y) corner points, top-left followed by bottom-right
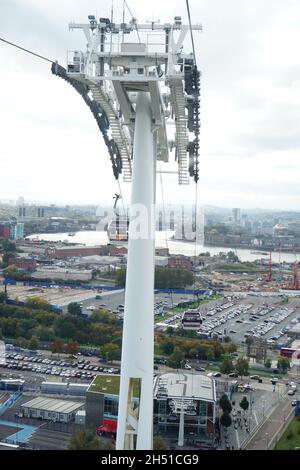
(26, 231), (300, 263)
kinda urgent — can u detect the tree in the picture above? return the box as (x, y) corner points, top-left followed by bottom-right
(220, 411), (232, 429)
(67, 302), (82, 316)
(0, 238), (16, 252)
(0, 292), (7, 303)
(227, 251), (239, 263)
(68, 428), (113, 450)
(167, 347), (185, 369)
(239, 396), (249, 413)
(29, 335), (40, 350)
(101, 343), (121, 362)
(277, 357), (290, 374)
(153, 435), (169, 450)
(25, 297), (52, 311)
(236, 357), (249, 378)
(65, 341), (80, 355)
(220, 357), (234, 375)
(264, 358), (272, 369)
(161, 341), (175, 355)
(51, 340), (64, 354)
(219, 394), (232, 414)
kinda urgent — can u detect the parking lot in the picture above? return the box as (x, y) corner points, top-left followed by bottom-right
(193, 295), (300, 347)
(0, 352), (119, 387)
(75, 290), (196, 317)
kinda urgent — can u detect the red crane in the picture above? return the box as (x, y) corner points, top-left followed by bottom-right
(262, 250), (272, 283)
(289, 260), (300, 290)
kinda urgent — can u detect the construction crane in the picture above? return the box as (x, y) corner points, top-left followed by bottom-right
(261, 250), (272, 284)
(289, 259), (300, 290)
(51, 12), (202, 451)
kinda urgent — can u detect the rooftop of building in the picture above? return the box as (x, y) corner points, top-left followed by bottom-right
(21, 397), (84, 414)
(88, 375), (140, 397)
(288, 324), (300, 334)
(153, 373), (216, 402)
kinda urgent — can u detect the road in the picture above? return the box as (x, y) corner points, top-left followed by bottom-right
(244, 394), (295, 450)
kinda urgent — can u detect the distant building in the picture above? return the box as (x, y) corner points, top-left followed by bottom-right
(232, 208), (241, 225)
(9, 258), (36, 271)
(168, 255), (193, 270)
(48, 245), (127, 259)
(182, 310), (203, 330)
(273, 224), (289, 237)
(10, 223), (24, 240)
(155, 256), (169, 267)
(0, 224), (10, 240)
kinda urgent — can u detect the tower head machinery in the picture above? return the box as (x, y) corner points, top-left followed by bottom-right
(51, 15), (202, 185)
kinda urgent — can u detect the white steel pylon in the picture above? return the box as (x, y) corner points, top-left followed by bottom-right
(116, 91), (156, 450)
(53, 13), (202, 450)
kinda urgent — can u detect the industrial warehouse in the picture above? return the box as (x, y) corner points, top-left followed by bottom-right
(21, 397), (84, 423)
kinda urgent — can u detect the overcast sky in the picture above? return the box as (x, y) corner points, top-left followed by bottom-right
(1, 0), (300, 210)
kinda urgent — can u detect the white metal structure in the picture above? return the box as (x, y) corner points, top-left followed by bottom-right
(53, 14), (201, 450)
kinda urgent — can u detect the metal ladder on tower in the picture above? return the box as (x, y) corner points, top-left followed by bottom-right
(169, 76), (189, 185)
(89, 83), (133, 182)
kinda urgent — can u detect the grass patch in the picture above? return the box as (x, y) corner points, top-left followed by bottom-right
(275, 417), (300, 450)
(89, 375), (140, 397)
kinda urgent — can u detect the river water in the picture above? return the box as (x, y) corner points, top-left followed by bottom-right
(27, 231), (300, 263)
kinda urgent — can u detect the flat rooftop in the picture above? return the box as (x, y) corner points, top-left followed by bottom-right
(154, 373), (216, 402)
(288, 324), (300, 334)
(21, 397), (84, 414)
(88, 375), (140, 397)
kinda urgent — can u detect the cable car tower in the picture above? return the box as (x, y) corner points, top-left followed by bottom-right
(52, 12), (201, 450)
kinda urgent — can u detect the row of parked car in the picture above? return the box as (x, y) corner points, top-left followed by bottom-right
(0, 352), (120, 381)
(246, 307), (295, 341)
(206, 302), (235, 317)
(199, 304), (252, 336)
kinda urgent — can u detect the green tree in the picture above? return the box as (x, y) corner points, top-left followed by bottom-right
(29, 335), (40, 350)
(219, 394), (232, 414)
(101, 343), (121, 361)
(0, 238), (16, 252)
(161, 341), (175, 355)
(25, 297), (52, 311)
(236, 357), (249, 378)
(227, 251), (239, 263)
(68, 428), (113, 450)
(167, 347), (185, 369)
(264, 358), (272, 369)
(220, 411), (232, 429)
(153, 435), (169, 450)
(0, 292), (7, 303)
(239, 396), (249, 413)
(67, 302), (82, 316)
(277, 357), (290, 374)
(220, 356), (234, 375)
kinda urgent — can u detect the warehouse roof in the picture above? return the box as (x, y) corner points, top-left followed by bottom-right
(153, 373), (216, 402)
(21, 397), (84, 414)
